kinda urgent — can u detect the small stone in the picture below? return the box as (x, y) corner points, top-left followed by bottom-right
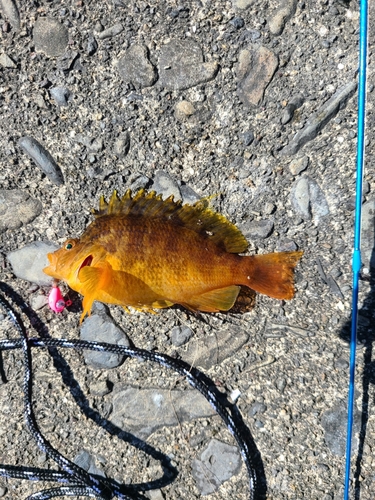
(191, 439), (242, 495)
(229, 17), (245, 29)
(31, 294), (49, 310)
(175, 100), (195, 120)
(88, 380), (111, 397)
(96, 23), (123, 39)
(280, 81), (357, 155)
(18, 136), (64, 185)
(232, 0), (256, 8)
(291, 176), (329, 223)
(152, 171), (182, 201)
(0, 485), (7, 497)
(129, 173), (150, 192)
(33, 17), (69, 57)
(268, 0), (298, 36)
(159, 39), (218, 91)
(243, 219), (274, 239)
(241, 130), (254, 146)
(236, 45), (278, 107)
(180, 185), (201, 205)
(111, 387), (215, 439)
(170, 326), (193, 346)
(80, 303), (130, 369)
(289, 155), (309, 176)
(277, 239), (298, 252)
(7, 241), (59, 286)
(114, 132), (131, 158)
(281, 94), (304, 125)
(50, 86), (71, 107)
(0, 190), (42, 232)
(74, 450), (106, 478)
(321, 404), (361, 456)
(0, 52), (16, 68)
(86, 35), (98, 56)
(117, 44), (157, 89)
(0, 0), (20, 31)
(249, 401), (267, 417)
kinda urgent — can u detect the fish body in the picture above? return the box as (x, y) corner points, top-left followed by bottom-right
(43, 189), (302, 321)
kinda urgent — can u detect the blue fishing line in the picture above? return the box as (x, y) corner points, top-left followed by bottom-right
(344, 1), (368, 499)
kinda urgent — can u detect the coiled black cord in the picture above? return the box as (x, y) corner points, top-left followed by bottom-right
(0, 282), (266, 499)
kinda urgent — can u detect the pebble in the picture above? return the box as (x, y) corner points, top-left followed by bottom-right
(289, 155), (309, 176)
(96, 23), (123, 40)
(236, 45), (278, 107)
(232, 0), (255, 8)
(18, 136), (64, 186)
(158, 39), (219, 91)
(229, 17), (245, 29)
(0, 0), (20, 31)
(74, 450), (106, 478)
(129, 173), (150, 192)
(113, 132), (131, 158)
(80, 302), (130, 369)
(277, 238), (298, 252)
(0, 189), (42, 232)
(241, 130), (255, 146)
(7, 241), (59, 286)
(152, 171), (182, 201)
(0, 52), (16, 68)
(290, 175), (329, 223)
(268, 0), (298, 36)
(88, 379), (111, 397)
(170, 325), (193, 347)
(111, 387), (215, 439)
(117, 44), (157, 89)
(31, 294), (49, 310)
(180, 184), (201, 205)
(249, 401), (267, 417)
(191, 439), (242, 495)
(175, 100), (195, 121)
(175, 328), (249, 370)
(86, 35), (98, 56)
(280, 81), (357, 155)
(49, 86), (71, 107)
(359, 198), (375, 270)
(33, 17), (69, 57)
(320, 403), (361, 456)
(242, 219), (274, 239)
(281, 94), (304, 125)
(0, 485), (6, 497)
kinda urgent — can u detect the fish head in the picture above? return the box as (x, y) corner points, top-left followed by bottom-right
(43, 238), (97, 290)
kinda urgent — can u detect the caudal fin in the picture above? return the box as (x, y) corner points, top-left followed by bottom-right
(242, 251), (303, 300)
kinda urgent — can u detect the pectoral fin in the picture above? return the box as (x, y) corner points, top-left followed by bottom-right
(182, 285), (240, 313)
(79, 263), (112, 322)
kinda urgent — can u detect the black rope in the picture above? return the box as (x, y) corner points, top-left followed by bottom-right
(0, 282), (266, 499)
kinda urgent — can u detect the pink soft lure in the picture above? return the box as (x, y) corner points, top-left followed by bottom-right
(48, 284), (71, 313)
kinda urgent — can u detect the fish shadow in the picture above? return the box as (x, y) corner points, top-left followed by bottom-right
(338, 222), (375, 499)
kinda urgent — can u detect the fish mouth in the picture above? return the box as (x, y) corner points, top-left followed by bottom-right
(79, 255), (93, 271)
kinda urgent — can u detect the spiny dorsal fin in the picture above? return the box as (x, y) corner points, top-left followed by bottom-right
(92, 188), (248, 253)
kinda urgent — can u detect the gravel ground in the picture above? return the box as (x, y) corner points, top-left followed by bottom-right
(1, 0), (375, 499)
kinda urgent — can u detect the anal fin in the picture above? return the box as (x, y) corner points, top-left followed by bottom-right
(182, 285), (240, 313)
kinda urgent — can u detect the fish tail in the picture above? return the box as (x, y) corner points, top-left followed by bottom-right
(241, 251), (303, 300)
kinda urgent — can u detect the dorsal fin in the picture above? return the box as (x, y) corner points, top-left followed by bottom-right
(92, 188), (248, 253)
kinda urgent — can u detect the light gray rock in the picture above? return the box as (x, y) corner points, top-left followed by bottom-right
(117, 44), (157, 88)
(18, 136), (64, 185)
(50, 86), (71, 107)
(152, 171), (182, 201)
(291, 176), (329, 223)
(280, 81), (357, 155)
(114, 132), (131, 158)
(0, 0), (20, 31)
(360, 198), (375, 269)
(170, 325), (193, 347)
(31, 294), (49, 310)
(111, 386), (215, 439)
(159, 39), (218, 91)
(80, 303), (130, 369)
(236, 45), (278, 107)
(0, 190), (42, 232)
(175, 100), (196, 121)
(96, 23), (123, 40)
(7, 241), (59, 286)
(268, 0), (298, 36)
(232, 0), (256, 8)
(33, 17), (69, 57)
(180, 185), (201, 205)
(321, 404), (361, 456)
(191, 439), (242, 495)
(243, 219), (274, 239)
(289, 155), (309, 176)
(0, 52), (16, 68)
(176, 328), (249, 370)
(74, 450), (106, 478)
(281, 94), (304, 125)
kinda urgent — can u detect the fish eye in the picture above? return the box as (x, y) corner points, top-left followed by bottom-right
(65, 242), (74, 250)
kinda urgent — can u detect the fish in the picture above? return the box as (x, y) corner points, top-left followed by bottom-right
(43, 189), (303, 322)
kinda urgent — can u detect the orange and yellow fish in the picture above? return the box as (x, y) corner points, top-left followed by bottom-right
(43, 189), (302, 322)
